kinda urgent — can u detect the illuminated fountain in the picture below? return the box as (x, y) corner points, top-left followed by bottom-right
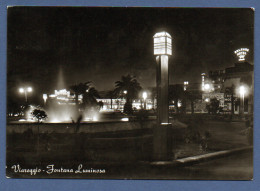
(44, 89), (80, 123)
(42, 67), (101, 123)
(18, 105), (37, 122)
(41, 67), (79, 123)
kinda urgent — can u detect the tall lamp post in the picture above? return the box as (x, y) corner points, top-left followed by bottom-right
(19, 87), (32, 103)
(153, 31), (172, 161)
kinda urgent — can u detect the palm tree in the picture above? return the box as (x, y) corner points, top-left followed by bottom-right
(82, 87), (100, 109)
(70, 82), (91, 106)
(114, 74), (142, 114)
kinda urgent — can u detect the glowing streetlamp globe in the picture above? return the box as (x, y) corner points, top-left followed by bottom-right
(239, 86), (246, 95)
(204, 84), (210, 90)
(27, 87), (32, 92)
(18, 86), (33, 102)
(19, 88), (24, 93)
(153, 31), (172, 55)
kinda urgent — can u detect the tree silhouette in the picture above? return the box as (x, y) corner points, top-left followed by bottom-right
(169, 84), (185, 113)
(185, 90), (201, 114)
(70, 82), (91, 106)
(114, 75), (142, 114)
(31, 109), (48, 153)
(82, 87), (100, 109)
(206, 98), (220, 114)
(31, 109), (48, 123)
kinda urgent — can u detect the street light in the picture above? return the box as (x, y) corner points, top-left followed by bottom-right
(204, 84), (210, 91)
(239, 85), (246, 117)
(19, 87), (33, 102)
(201, 73), (206, 91)
(154, 31), (172, 123)
(184, 81), (189, 91)
(143, 91), (147, 110)
(153, 31), (172, 161)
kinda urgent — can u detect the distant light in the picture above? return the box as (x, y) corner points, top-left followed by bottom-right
(234, 48), (249, 61)
(153, 31), (172, 55)
(204, 84), (210, 90)
(240, 86), (246, 95)
(19, 88), (24, 93)
(50, 119), (61, 123)
(123, 90), (127, 94)
(27, 87), (32, 92)
(205, 98), (210, 102)
(93, 115), (98, 121)
(43, 94), (47, 99)
(121, 118), (129, 121)
(43, 94), (48, 103)
(143, 92), (147, 100)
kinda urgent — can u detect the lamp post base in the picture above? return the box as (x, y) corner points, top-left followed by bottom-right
(153, 123), (173, 161)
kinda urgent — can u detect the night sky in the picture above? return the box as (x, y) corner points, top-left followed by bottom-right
(7, 7), (254, 101)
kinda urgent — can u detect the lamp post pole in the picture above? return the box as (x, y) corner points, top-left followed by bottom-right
(153, 31), (172, 161)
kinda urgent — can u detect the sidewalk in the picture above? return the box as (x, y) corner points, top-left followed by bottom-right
(150, 146), (252, 167)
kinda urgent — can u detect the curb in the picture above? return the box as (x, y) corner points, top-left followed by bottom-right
(149, 146), (253, 167)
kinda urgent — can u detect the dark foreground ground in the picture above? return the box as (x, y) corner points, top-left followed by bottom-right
(6, 116), (253, 180)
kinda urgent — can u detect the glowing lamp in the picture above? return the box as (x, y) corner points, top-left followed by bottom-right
(27, 87), (32, 92)
(153, 31), (172, 55)
(43, 94), (48, 104)
(239, 86), (246, 96)
(204, 84), (210, 90)
(19, 88), (24, 93)
(234, 48), (249, 61)
(143, 92), (147, 100)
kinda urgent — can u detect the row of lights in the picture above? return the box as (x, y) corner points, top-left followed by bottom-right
(18, 87), (33, 102)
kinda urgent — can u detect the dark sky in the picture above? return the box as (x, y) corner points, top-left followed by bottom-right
(7, 7), (254, 98)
